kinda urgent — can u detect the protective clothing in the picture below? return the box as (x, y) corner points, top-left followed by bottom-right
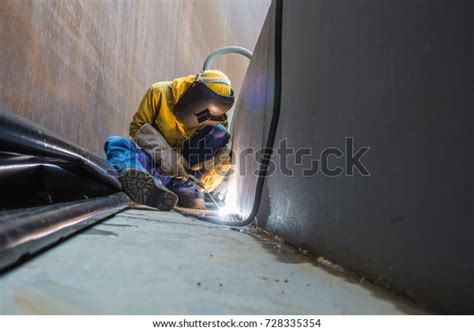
(168, 182), (207, 210)
(191, 149), (234, 192)
(174, 72), (234, 128)
(104, 136), (172, 187)
(129, 70), (233, 149)
(126, 70), (234, 209)
(104, 124), (230, 191)
(133, 123), (189, 179)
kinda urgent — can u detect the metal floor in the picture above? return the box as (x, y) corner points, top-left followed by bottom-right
(0, 209), (423, 314)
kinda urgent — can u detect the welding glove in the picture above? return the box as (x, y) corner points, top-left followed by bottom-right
(191, 148), (234, 192)
(134, 123), (189, 179)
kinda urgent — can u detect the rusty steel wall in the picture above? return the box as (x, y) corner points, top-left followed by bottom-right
(0, 0), (269, 155)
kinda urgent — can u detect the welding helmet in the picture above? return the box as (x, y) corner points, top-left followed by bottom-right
(174, 71), (235, 128)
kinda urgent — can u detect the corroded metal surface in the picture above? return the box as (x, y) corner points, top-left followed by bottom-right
(0, 209), (423, 314)
(0, 0), (270, 155)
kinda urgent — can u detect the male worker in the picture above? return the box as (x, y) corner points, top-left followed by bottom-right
(104, 70), (234, 210)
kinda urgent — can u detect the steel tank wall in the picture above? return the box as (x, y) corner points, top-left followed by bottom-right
(0, 0), (270, 155)
(232, 0), (474, 313)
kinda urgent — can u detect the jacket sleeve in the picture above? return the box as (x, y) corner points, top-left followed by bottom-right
(129, 86), (161, 138)
(134, 123), (188, 177)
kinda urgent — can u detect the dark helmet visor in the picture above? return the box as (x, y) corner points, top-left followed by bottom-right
(174, 81), (235, 128)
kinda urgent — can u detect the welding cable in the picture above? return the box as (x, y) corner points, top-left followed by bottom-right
(190, 0), (284, 227)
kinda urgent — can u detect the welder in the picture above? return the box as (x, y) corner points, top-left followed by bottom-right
(104, 70), (234, 210)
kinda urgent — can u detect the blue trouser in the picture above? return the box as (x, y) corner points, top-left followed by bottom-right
(104, 124), (230, 192)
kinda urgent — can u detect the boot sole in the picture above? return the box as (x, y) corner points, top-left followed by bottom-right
(119, 169), (178, 211)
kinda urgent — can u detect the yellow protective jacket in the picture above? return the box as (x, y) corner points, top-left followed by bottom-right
(129, 73), (229, 149)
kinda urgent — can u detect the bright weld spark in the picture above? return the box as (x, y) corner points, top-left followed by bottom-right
(218, 184), (240, 218)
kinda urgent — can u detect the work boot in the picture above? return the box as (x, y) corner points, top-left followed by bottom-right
(175, 191), (206, 210)
(119, 169), (178, 211)
(168, 179), (206, 209)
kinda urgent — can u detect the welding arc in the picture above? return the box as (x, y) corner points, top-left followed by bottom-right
(191, 0), (284, 227)
(188, 174), (222, 211)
